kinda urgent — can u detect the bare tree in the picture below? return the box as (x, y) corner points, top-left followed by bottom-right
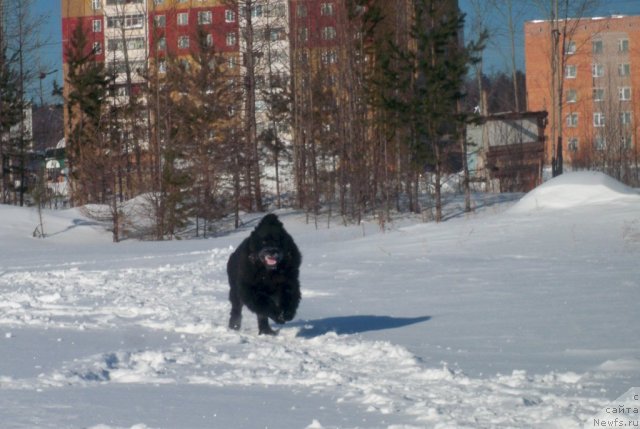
(2, 0), (47, 206)
(572, 56), (638, 186)
(532, 0), (599, 177)
(232, 0), (264, 212)
(486, 0), (528, 112)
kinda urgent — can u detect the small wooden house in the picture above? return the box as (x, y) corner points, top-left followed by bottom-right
(467, 111), (547, 192)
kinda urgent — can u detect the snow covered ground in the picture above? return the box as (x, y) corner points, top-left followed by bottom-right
(1, 171), (639, 429)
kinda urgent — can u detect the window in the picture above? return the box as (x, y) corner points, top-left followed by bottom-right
(321, 26), (336, 40)
(228, 56), (237, 69)
(108, 37), (144, 51)
(178, 35), (190, 49)
(621, 111), (632, 125)
(266, 27), (285, 42)
(106, 16), (120, 28)
(622, 135), (632, 149)
(251, 5), (263, 18)
(107, 15), (143, 29)
(269, 3), (285, 17)
(109, 60), (144, 75)
(592, 63), (604, 78)
(92, 42), (102, 54)
(565, 64), (577, 78)
(177, 12), (188, 26)
(226, 32), (237, 46)
(321, 50), (337, 64)
(566, 113), (578, 128)
(619, 87), (631, 101)
(156, 37), (166, 51)
(198, 11), (212, 25)
(92, 19), (102, 32)
(592, 40), (603, 54)
(320, 2), (334, 16)
(297, 4), (307, 17)
(92, 0), (101, 10)
(129, 38), (145, 50)
(298, 51), (309, 65)
(115, 86), (128, 97)
(619, 39), (629, 53)
(619, 63), (630, 77)
(565, 40), (576, 55)
(595, 135), (606, 150)
(593, 88), (604, 102)
(106, 15), (144, 29)
(205, 33), (213, 47)
(298, 27), (308, 42)
(566, 89), (577, 103)
(593, 112), (605, 127)
(158, 59), (167, 74)
(225, 10), (236, 22)
(154, 0), (164, 4)
(154, 15), (166, 28)
(568, 138), (578, 152)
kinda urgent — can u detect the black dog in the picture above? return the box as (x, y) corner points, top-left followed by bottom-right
(227, 214), (302, 335)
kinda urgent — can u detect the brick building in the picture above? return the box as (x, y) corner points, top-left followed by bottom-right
(525, 15), (640, 170)
(61, 0), (342, 139)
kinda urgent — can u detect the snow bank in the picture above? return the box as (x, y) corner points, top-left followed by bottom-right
(509, 171), (639, 213)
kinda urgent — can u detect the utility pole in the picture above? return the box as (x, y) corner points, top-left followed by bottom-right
(550, 0), (563, 177)
(17, 0), (26, 206)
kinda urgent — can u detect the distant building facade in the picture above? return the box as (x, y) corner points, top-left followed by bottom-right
(60, 0), (344, 143)
(525, 15), (640, 172)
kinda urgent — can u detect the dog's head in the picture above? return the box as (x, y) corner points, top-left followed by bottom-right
(249, 214), (287, 271)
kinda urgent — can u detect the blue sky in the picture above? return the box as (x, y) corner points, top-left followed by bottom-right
(24, 0), (62, 103)
(29, 0), (640, 104)
(458, 0), (640, 74)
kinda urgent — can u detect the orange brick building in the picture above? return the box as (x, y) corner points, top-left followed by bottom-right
(525, 15), (640, 169)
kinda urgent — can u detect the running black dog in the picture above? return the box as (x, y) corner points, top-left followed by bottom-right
(227, 214), (302, 335)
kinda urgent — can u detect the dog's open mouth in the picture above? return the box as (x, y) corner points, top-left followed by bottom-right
(259, 248), (281, 269)
(265, 256), (278, 267)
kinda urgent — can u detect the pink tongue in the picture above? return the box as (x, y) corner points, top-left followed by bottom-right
(266, 256), (277, 265)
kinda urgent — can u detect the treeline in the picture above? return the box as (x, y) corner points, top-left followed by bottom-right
(0, 0), (49, 207)
(63, 0), (486, 241)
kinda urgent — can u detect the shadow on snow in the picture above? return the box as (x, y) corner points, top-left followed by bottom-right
(292, 315), (431, 338)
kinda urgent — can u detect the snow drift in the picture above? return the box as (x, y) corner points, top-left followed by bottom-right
(509, 171), (640, 213)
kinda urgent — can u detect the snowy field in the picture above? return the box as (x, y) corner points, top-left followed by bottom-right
(1, 171), (639, 429)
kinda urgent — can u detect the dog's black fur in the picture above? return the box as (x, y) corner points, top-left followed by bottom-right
(227, 214), (302, 335)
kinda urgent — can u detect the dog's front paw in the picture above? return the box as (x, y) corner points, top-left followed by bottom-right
(259, 326), (278, 336)
(229, 315), (242, 330)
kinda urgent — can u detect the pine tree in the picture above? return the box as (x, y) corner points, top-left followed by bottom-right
(64, 19), (108, 205)
(376, 0), (485, 221)
(0, 44), (22, 203)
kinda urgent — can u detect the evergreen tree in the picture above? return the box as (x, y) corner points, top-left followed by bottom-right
(376, 0), (485, 221)
(64, 19), (108, 205)
(0, 44), (22, 203)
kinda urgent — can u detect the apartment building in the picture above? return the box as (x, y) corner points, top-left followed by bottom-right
(62, 0), (240, 101)
(525, 15), (640, 168)
(61, 0), (340, 139)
